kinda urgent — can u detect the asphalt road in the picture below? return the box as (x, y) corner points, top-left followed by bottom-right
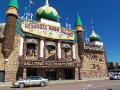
(1, 80), (120, 90)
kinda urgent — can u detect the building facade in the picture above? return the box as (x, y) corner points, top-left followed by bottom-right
(0, 0), (108, 82)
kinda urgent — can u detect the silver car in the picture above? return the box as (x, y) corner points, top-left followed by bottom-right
(109, 73), (120, 80)
(12, 76), (48, 88)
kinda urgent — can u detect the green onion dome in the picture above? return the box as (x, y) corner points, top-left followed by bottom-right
(89, 30), (100, 42)
(36, 0), (59, 22)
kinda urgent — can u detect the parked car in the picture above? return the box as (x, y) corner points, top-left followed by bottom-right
(12, 76), (48, 88)
(109, 72), (120, 80)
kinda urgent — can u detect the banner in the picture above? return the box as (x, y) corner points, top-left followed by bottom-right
(21, 21), (75, 40)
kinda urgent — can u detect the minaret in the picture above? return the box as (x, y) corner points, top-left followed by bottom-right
(75, 14), (84, 60)
(3, 0), (18, 61)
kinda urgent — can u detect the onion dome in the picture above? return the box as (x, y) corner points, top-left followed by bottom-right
(8, 0), (18, 9)
(89, 30), (100, 42)
(36, 0), (59, 22)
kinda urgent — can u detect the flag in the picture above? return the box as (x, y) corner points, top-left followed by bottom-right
(69, 24), (71, 29)
(30, 0), (34, 5)
(66, 23), (68, 29)
(26, 12), (30, 17)
(66, 17), (69, 28)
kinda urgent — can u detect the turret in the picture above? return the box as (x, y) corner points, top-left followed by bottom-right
(75, 14), (83, 32)
(3, 0), (18, 61)
(89, 19), (103, 46)
(89, 30), (103, 46)
(75, 14), (84, 60)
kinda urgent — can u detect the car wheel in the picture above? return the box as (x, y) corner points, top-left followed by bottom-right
(109, 77), (113, 80)
(19, 83), (25, 88)
(40, 82), (45, 87)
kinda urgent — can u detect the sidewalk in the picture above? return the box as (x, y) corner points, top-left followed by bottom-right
(0, 82), (12, 87)
(0, 79), (107, 87)
(0, 80), (85, 87)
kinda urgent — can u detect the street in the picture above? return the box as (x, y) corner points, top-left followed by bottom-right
(0, 80), (120, 90)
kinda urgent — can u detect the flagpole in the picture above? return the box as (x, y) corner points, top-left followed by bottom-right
(29, 1), (31, 20)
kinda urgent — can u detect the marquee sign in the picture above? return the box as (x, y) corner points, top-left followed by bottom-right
(19, 61), (81, 67)
(21, 21), (75, 40)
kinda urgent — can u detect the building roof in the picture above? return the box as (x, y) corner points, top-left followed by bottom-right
(8, 0), (18, 9)
(75, 14), (82, 26)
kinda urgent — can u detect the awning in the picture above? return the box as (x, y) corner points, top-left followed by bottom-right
(46, 41), (56, 46)
(62, 44), (71, 49)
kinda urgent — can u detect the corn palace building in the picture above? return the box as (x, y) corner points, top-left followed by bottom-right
(0, 0), (108, 82)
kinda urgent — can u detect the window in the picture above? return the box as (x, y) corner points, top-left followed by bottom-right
(62, 43), (72, 61)
(45, 41), (57, 61)
(99, 58), (103, 62)
(25, 38), (39, 59)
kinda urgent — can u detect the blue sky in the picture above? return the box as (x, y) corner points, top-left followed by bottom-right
(0, 0), (120, 62)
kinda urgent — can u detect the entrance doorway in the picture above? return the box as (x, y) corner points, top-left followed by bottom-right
(64, 69), (74, 79)
(0, 71), (5, 82)
(27, 68), (37, 77)
(46, 69), (57, 80)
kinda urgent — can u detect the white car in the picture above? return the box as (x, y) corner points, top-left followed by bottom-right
(12, 76), (48, 88)
(109, 73), (120, 80)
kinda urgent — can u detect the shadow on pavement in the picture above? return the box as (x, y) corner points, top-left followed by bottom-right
(106, 88), (113, 90)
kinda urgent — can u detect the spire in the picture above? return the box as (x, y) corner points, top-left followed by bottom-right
(91, 18), (94, 30)
(45, 0), (49, 5)
(75, 13), (82, 26)
(91, 30), (96, 36)
(8, 0), (18, 9)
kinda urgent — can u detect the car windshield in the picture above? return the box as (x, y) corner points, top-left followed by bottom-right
(27, 76), (42, 80)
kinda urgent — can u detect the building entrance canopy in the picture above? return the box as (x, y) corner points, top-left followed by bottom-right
(21, 21), (76, 40)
